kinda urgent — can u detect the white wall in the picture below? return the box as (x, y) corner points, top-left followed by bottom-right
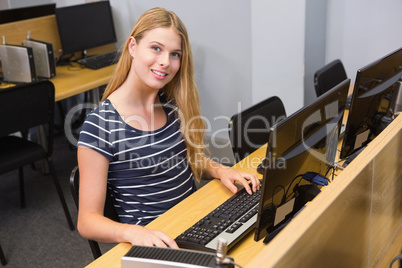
(251, 0), (305, 117)
(326, 0), (402, 83)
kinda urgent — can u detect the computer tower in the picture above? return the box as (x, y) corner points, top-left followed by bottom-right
(0, 44), (36, 83)
(22, 39), (56, 78)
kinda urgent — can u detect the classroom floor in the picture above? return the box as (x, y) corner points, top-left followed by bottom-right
(0, 134), (115, 267)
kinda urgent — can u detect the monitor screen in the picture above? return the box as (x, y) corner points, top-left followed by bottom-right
(55, 1), (117, 55)
(254, 79), (350, 242)
(339, 47), (402, 160)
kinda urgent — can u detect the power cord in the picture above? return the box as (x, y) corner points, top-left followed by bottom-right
(231, 260), (243, 268)
(389, 253), (402, 268)
(282, 174), (304, 205)
(272, 185), (286, 205)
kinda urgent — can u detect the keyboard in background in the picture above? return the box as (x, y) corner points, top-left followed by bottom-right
(77, 50), (119, 69)
(175, 185), (262, 252)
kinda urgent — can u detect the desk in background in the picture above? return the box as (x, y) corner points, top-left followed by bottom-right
(50, 64), (115, 102)
(0, 14), (116, 102)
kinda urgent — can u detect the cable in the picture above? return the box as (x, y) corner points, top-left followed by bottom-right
(325, 165), (335, 181)
(231, 260), (243, 268)
(272, 185), (286, 205)
(389, 253), (402, 268)
(283, 174), (303, 205)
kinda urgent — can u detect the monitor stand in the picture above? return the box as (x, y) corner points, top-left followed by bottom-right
(339, 146), (366, 169)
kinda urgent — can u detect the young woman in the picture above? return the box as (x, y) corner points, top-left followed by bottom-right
(77, 7), (260, 249)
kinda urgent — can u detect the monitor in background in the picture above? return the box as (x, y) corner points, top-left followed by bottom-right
(0, 4), (55, 24)
(55, 1), (116, 56)
(339, 47), (402, 161)
(254, 79), (350, 242)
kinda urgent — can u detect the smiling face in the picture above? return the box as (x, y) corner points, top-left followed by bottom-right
(128, 27), (182, 91)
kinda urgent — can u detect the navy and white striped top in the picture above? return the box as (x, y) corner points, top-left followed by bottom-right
(77, 94), (196, 226)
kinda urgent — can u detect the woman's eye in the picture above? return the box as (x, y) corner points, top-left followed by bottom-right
(152, 46), (161, 52)
(171, 52), (181, 58)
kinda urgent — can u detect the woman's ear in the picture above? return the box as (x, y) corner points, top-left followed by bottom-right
(128, 36), (136, 58)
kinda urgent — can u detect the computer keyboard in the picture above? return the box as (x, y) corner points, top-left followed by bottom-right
(77, 51), (119, 69)
(175, 185), (261, 252)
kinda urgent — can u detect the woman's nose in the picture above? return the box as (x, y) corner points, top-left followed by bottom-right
(159, 53), (170, 67)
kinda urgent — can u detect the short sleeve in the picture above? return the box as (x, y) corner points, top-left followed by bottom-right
(77, 104), (115, 160)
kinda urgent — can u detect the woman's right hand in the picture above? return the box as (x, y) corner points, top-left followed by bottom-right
(122, 224), (179, 248)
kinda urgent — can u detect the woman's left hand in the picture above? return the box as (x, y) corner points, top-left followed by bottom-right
(217, 166), (260, 195)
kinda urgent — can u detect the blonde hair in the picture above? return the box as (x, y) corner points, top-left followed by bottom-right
(102, 7), (206, 181)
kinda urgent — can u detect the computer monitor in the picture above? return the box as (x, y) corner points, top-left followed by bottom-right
(55, 1), (117, 56)
(339, 47), (402, 160)
(254, 79), (350, 242)
(0, 4), (55, 24)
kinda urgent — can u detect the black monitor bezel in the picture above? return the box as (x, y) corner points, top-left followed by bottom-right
(55, 1), (117, 56)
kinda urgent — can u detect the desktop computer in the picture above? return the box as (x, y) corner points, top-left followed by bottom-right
(22, 38), (56, 78)
(0, 42), (36, 83)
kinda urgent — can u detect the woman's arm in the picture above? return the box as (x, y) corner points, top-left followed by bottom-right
(77, 146), (178, 248)
(201, 156), (260, 195)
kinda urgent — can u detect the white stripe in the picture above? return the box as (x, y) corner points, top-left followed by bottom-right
(143, 187), (192, 205)
(138, 215), (161, 220)
(137, 173), (192, 197)
(99, 109), (115, 114)
(77, 142), (113, 157)
(110, 138), (185, 165)
(92, 113), (122, 124)
(109, 148), (187, 175)
(84, 121), (111, 135)
(117, 163), (189, 189)
(79, 131), (112, 146)
(119, 167), (190, 197)
(111, 118), (179, 145)
(114, 129), (182, 156)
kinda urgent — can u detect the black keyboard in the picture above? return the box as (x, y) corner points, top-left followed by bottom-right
(175, 186), (261, 252)
(77, 51), (119, 69)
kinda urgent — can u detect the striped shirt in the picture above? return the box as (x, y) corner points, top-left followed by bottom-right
(77, 94), (196, 226)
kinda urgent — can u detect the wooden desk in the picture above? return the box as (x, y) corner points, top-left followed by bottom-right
(50, 64), (115, 102)
(86, 114), (401, 267)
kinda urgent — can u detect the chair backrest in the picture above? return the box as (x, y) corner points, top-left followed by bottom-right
(69, 165), (119, 259)
(0, 80), (55, 154)
(314, 59), (347, 97)
(228, 96), (286, 163)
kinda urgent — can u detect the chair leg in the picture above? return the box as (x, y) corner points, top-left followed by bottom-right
(47, 159), (75, 231)
(18, 168), (25, 208)
(89, 240), (102, 260)
(0, 243), (7, 266)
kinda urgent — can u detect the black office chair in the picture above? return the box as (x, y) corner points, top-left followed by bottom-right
(0, 243), (6, 266)
(69, 165), (119, 259)
(228, 96), (286, 163)
(314, 59), (348, 97)
(0, 80), (74, 231)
